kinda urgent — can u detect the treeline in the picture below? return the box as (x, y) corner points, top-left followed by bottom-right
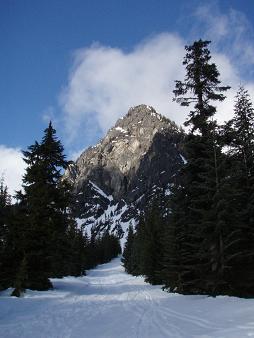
(0, 123), (121, 296)
(123, 39), (254, 298)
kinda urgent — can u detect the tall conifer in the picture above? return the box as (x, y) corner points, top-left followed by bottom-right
(13, 122), (72, 293)
(222, 87), (254, 296)
(0, 177), (12, 290)
(165, 40), (230, 294)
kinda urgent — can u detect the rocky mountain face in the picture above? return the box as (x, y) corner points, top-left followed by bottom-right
(64, 104), (185, 238)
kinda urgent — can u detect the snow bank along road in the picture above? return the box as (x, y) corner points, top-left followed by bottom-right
(1, 257), (254, 338)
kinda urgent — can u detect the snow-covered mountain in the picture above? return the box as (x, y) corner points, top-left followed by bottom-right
(64, 104), (185, 238)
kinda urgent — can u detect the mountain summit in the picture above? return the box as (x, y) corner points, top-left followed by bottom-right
(64, 104), (185, 238)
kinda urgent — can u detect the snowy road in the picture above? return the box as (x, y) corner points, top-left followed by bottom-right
(1, 257), (254, 338)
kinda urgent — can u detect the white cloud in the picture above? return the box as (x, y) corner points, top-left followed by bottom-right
(60, 9), (254, 148)
(60, 33), (190, 143)
(193, 4), (254, 68)
(0, 145), (25, 197)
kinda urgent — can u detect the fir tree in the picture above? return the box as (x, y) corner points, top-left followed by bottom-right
(0, 177), (12, 290)
(141, 202), (164, 284)
(0, 176), (11, 208)
(162, 178), (187, 293)
(224, 86), (254, 181)
(12, 122), (74, 293)
(173, 39), (230, 135)
(166, 40), (230, 294)
(221, 87), (254, 296)
(127, 215), (146, 276)
(122, 224), (135, 274)
(126, 199), (165, 284)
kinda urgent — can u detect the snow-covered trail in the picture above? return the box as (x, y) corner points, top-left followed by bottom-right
(1, 258), (254, 338)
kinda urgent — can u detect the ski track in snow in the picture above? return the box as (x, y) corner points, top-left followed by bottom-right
(1, 258), (254, 338)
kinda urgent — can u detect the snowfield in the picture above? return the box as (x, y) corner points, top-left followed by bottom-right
(1, 258), (254, 338)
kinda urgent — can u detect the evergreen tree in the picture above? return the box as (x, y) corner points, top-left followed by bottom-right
(124, 213), (145, 276)
(221, 87), (254, 296)
(165, 40), (230, 294)
(124, 198), (165, 284)
(140, 202), (164, 284)
(224, 86), (254, 181)
(122, 225), (135, 274)
(12, 122), (74, 293)
(0, 177), (12, 290)
(100, 231), (121, 263)
(0, 176), (11, 208)
(162, 178), (187, 293)
(173, 39), (230, 135)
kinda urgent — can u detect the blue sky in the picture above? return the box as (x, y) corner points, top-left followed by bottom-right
(1, 0), (254, 194)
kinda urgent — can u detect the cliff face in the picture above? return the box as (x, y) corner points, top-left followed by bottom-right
(64, 104), (185, 236)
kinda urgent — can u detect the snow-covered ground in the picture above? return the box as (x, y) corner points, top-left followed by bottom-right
(1, 258), (254, 338)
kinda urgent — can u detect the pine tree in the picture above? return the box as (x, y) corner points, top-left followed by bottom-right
(162, 177), (187, 293)
(0, 177), (11, 208)
(122, 216), (144, 277)
(141, 202), (165, 285)
(127, 198), (165, 284)
(122, 225), (135, 274)
(173, 39), (230, 135)
(12, 122), (75, 293)
(224, 86), (254, 181)
(221, 87), (254, 296)
(167, 40), (230, 294)
(0, 177), (12, 290)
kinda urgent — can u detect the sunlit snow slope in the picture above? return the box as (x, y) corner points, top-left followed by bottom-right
(1, 258), (254, 338)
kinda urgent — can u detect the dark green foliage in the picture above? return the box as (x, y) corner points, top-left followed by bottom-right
(0, 177), (12, 290)
(122, 198), (165, 285)
(140, 203), (165, 284)
(11, 122), (73, 292)
(173, 39), (230, 135)
(167, 39), (230, 295)
(224, 86), (254, 168)
(122, 225), (135, 274)
(88, 231), (121, 268)
(219, 86), (254, 296)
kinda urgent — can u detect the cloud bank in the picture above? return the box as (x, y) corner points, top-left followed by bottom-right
(0, 145), (25, 197)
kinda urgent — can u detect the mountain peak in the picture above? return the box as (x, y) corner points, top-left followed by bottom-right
(64, 105), (185, 238)
(114, 104), (173, 130)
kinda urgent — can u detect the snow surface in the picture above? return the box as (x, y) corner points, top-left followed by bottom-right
(1, 257), (254, 338)
(180, 154), (187, 164)
(89, 180), (113, 201)
(75, 200), (133, 247)
(115, 126), (128, 133)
